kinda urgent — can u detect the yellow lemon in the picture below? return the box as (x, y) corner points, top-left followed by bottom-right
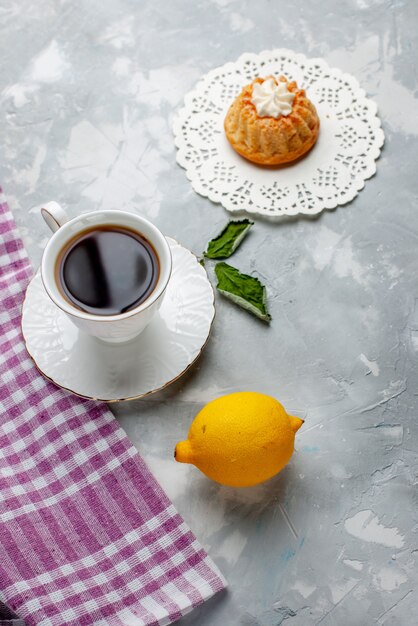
(174, 392), (303, 487)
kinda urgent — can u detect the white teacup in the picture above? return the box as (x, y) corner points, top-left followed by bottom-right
(40, 202), (172, 343)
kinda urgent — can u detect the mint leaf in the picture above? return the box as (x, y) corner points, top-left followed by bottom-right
(215, 262), (271, 322)
(204, 219), (254, 259)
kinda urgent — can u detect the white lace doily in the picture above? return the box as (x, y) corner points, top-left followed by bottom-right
(173, 49), (384, 218)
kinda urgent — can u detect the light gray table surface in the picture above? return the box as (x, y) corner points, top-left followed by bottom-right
(1, 0), (418, 624)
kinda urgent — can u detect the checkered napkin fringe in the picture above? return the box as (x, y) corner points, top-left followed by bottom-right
(0, 192), (226, 626)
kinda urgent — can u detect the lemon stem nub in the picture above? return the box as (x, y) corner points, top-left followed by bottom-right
(174, 440), (194, 464)
(289, 416), (304, 433)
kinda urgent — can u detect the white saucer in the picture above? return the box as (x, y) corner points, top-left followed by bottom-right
(22, 238), (215, 402)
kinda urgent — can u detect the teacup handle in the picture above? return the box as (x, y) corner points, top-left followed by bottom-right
(41, 202), (69, 233)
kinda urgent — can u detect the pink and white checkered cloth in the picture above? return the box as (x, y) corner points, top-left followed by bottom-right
(0, 191), (226, 626)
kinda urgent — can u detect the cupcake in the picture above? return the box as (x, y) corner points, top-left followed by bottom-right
(224, 76), (320, 165)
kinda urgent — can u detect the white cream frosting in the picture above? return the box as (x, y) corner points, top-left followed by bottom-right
(251, 78), (295, 118)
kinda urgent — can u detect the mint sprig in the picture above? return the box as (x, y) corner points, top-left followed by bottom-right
(204, 219), (253, 259)
(215, 262), (271, 322)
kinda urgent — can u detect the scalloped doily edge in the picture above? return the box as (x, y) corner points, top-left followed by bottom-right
(173, 49), (385, 218)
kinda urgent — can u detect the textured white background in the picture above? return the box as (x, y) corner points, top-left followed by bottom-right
(1, 0), (417, 624)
